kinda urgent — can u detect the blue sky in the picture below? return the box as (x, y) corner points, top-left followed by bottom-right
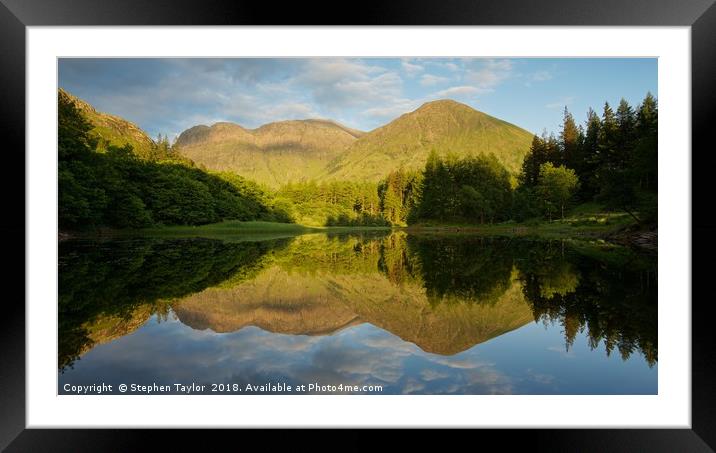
(58, 58), (657, 141)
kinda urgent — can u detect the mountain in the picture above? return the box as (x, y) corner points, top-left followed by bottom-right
(59, 88), (156, 158)
(175, 119), (364, 187)
(63, 90), (534, 187)
(324, 100), (534, 181)
(175, 100), (534, 186)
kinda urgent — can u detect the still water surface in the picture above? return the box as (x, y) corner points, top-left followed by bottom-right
(58, 232), (657, 394)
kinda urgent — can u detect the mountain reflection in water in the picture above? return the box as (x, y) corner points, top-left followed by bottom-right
(58, 232), (657, 394)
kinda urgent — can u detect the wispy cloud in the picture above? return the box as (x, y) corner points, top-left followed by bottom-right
(434, 86), (480, 97)
(464, 59), (515, 93)
(401, 58), (424, 76)
(362, 99), (423, 120)
(262, 102), (321, 120)
(424, 60), (461, 72)
(523, 70), (554, 87)
(58, 57), (657, 142)
(420, 74), (450, 86)
(296, 59), (403, 111)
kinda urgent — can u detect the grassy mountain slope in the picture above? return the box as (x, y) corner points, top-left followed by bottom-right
(175, 100), (534, 187)
(59, 88), (156, 158)
(324, 100), (534, 181)
(175, 119), (363, 187)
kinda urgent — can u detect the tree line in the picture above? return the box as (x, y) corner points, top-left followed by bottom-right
(60, 90), (657, 229)
(59, 90), (292, 230)
(514, 93), (657, 223)
(273, 180), (389, 227)
(370, 92), (658, 226)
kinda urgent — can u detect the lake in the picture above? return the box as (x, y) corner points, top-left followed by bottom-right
(58, 231), (657, 395)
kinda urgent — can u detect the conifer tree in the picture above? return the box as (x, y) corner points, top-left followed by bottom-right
(560, 107), (583, 172)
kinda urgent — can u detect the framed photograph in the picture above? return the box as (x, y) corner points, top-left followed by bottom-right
(4, 0), (713, 449)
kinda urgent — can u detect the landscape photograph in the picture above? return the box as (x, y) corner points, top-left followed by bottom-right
(58, 57), (657, 395)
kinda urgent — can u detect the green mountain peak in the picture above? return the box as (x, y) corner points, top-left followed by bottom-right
(323, 99), (534, 182)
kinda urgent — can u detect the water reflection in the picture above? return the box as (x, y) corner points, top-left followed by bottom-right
(58, 237), (289, 370)
(58, 232), (657, 394)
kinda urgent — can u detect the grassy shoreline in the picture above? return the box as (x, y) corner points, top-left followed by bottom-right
(63, 220), (394, 242)
(63, 211), (639, 242)
(404, 220), (630, 239)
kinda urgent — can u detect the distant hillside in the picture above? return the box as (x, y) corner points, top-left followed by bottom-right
(62, 90), (534, 188)
(323, 99), (534, 181)
(59, 88), (156, 158)
(175, 119), (363, 187)
(175, 100), (533, 187)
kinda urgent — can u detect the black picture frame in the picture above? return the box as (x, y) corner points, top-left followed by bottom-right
(2, 0), (713, 450)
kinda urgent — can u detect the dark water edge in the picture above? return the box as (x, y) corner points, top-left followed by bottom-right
(58, 232), (657, 395)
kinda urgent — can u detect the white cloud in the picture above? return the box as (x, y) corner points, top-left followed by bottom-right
(420, 74), (450, 86)
(255, 79), (293, 94)
(401, 58), (424, 76)
(417, 59), (514, 100)
(424, 60), (460, 72)
(434, 86), (480, 98)
(296, 59), (403, 110)
(60, 57), (527, 136)
(362, 99), (422, 120)
(299, 59), (385, 85)
(464, 59), (514, 93)
(524, 70), (554, 87)
(263, 102), (320, 120)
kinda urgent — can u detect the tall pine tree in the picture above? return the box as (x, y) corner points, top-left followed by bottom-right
(560, 107), (583, 172)
(518, 135), (548, 187)
(634, 92), (658, 193)
(580, 108), (602, 198)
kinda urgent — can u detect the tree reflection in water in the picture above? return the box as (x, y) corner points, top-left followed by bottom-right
(58, 232), (657, 371)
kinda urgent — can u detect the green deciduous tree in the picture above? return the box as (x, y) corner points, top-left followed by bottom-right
(537, 163), (580, 220)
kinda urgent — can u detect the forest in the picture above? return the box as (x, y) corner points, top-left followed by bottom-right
(276, 93), (657, 227)
(59, 91), (657, 230)
(58, 90), (292, 230)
